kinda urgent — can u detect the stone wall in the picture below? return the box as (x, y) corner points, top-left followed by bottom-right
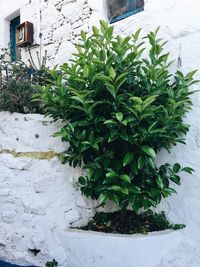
(0, 112), (94, 266)
(0, 0), (97, 67)
(19, 0), (104, 68)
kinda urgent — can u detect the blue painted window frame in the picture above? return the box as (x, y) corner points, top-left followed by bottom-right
(108, 0), (144, 24)
(10, 16), (20, 61)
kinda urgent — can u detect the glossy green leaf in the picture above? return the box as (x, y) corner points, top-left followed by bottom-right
(129, 186), (141, 194)
(123, 152), (135, 167)
(147, 157), (157, 169)
(173, 163), (181, 173)
(141, 146), (156, 158)
(181, 167), (194, 174)
(106, 171), (117, 179)
(120, 174), (131, 183)
(81, 30), (87, 41)
(111, 185), (122, 192)
(156, 176), (164, 189)
(115, 112), (123, 122)
(142, 95), (157, 109)
(83, 65), (89, 77)
(170, 175), (181, 185)
(99, 193), (108, 204)
(131, 97), (143, 104)
(79, 176), (87, 186)
(137, 157), (145, 170)
(109, 67), (116, 79)
(121, 188), (129, 195)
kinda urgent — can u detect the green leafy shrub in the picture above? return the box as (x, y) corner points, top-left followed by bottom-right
(79, 210), (185, 234)
(35, 21), (196, 217)
(0, 49), (47, 113)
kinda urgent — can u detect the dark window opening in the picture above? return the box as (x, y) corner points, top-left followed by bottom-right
(10, 16), (20, 61)
(107, 0), (144, 24)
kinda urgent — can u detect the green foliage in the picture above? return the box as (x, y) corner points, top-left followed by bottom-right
(35, 21), (196, 213)
(78, 210), (185, 234)
(0, 49), (47, 113)
(45, 259), (58, 267)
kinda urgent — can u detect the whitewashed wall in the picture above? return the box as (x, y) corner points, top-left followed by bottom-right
(0, 112), (95, 266)
(0, 0), (28, 49)
(0, 0), (200, 266)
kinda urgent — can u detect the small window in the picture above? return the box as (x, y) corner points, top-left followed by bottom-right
(10, 16), (20, 61)
(107, 0), (144, 24)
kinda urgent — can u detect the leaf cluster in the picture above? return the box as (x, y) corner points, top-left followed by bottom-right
(79, 210), (185, 234)
(35, 21), (196, 212)
(0, 49), (48, 113)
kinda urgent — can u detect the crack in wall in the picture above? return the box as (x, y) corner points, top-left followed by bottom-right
(0, 149), (60, 160)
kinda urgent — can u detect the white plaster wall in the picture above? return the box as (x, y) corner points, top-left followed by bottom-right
(57, 229), (200, 267)
(0, 0), (200, 266)
(0, 112), (94, 266)
(0, 0), (28, 48)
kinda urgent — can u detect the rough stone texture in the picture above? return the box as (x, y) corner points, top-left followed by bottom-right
(0, 112), (68, 153)
(19, 0), (92, 68)
(1, 0), (200, 266)
(0, 112), (94, 266)
(0, 0), (92, 67)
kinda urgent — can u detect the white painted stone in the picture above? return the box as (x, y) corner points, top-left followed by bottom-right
(0, 112), (68, 152)
(48, 247), (67, 265)
(61, 0), (85, 21)
(44, 43), (57, 58)
(88, 0), (103, 11)
(41, 3), (63, 29)
(0, 125), (89, 265)
(53, 23), (71, 42)
(54, 41), (75, 65)
(72, 20), (83, 30)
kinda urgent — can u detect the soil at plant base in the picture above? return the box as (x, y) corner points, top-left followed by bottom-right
(77, 210), (185, 234)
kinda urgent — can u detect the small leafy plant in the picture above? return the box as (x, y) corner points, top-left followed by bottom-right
(0, 49), (47, 113)
(35, 21), (196, 227)
(45, 259), (58, 267)
(79, 210), (185, 234)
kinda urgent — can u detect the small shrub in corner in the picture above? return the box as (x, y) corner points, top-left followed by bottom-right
(0, 49), (48, 114)
(35, 21), (197, 232)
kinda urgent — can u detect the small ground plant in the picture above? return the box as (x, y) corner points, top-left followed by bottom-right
(45, 259), (58, 267)
(79, 210), (185, 234)
(35, 21), (197, 231)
